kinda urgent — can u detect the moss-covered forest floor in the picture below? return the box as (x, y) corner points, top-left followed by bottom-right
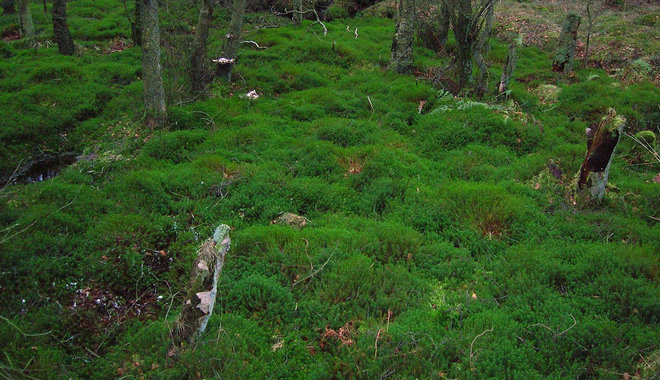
(0, 0), (658, 378)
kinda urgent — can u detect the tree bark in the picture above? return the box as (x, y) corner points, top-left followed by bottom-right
(17, 0), (34, 38)
(416, 1), (449, 51)
(391, 0), (416, 74)
(553, 13), (581, 73)
(473, 2), (494, 94)
(576, 108), (626, 202)
(141, 0), (167, 128)
(131, 0), (143, 46)
(215, 0), (246, 82)
(190, 0), (217, 93)
(2, 0), (16, 15)
(172, 225), (231, 346)
(497, 43), (517, 97)
(52, 0), (74, 55)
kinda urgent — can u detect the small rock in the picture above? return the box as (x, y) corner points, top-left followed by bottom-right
(271, 212), (308, 229)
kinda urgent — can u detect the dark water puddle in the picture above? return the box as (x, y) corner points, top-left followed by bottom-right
(3, 152), (80, 185)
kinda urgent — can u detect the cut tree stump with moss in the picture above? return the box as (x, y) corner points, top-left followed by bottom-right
(172, 225), (231, 347)
(553, 13), (581, 73)
(576, 108), (626, 203)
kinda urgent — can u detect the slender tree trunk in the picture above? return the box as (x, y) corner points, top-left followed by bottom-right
(2, 0), (16, 15)
(190, 0), (217, 93)
(576, 108), (626, 203)
(497, 43), (517, 97)
(172, 225), (230, 347)
(473, 2), (494, 94)
(215, 0), (246, 82)
(553, 13), (581, 73)
(17, 0), (35, 39)
(52, 0), (74, 55)
(416, 1), (449, 51)
(391, 0), (416, 74)
(131, 0), (143, 46)
(585, 1), (593, 64)
(141, 0), (167, 128)
(293, 0), (302, 24)
(438, 5), (450, 48)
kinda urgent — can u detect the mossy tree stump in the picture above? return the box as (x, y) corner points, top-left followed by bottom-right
(576, 108), (626, 203)
(172, 225), (231, 346)
(553, 13), (581, 74)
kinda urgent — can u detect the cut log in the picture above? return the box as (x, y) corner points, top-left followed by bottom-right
(576, 108), (626, 202)
(172, 225), (230, 346)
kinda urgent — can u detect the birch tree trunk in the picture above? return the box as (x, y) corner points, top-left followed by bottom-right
(553, 13), (581, 73)
(215, 0), (246, 82)
(172, 225), (231, 346)
(2, 0), (16, 15)
(576, 108), (626, 202)
(52, 0), (74, 55)
(391, 0), (416, 74)
(190, 0), (217, 93)
(141, 0), (167, 128)
(17, 0), (34, 38)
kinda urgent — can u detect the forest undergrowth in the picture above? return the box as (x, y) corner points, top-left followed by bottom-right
(0, 0), (659, 378)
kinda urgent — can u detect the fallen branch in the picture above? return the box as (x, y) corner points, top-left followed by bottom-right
(240, 40), (266, 49)
(469, 328), (493, 371)
(171, 225), (231, 347)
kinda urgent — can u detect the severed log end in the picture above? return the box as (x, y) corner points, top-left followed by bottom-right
(575, 108), (626, 203)
(172, 225), (231, 347)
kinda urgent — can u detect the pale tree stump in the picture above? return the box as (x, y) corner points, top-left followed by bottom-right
(576, 108), (626, 203)
(172, 225), (230, 346)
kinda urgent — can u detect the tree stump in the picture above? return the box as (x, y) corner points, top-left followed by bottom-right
(553, 13), (581, 73)
(576, 108), (626, 202)
(172, 225), (231, 346)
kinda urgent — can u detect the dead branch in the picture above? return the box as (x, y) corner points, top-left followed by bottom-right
(469, 327), (493, 371)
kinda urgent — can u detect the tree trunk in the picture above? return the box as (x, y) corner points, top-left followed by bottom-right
(497, 43), (517, 97)
(293, 0), (302, 24)
(215, 0), (246, 82)
(172, 225), (231, 347)
(585, 1), (593, 64)
(141, 0), (167, 128)
(473, 2), (494, 94)
(17, 0), (34, 38)
(2, 0), (16, 15)
(190, 0), (217, 93)
(52, 0), (74, 55)
(553, 13), (581, 73)
(391, 0), (416, 74)
(131, 0), (143, 46)
(416, 1), (449, 51)
(449, 0), (474, 91)
(576, 108), (626, 202)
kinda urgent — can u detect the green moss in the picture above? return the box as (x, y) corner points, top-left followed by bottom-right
(0, 4), (659, 379)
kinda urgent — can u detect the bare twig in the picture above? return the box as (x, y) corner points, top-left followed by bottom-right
(469, 328), (493, 371)
(240, 40), (266, 49)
